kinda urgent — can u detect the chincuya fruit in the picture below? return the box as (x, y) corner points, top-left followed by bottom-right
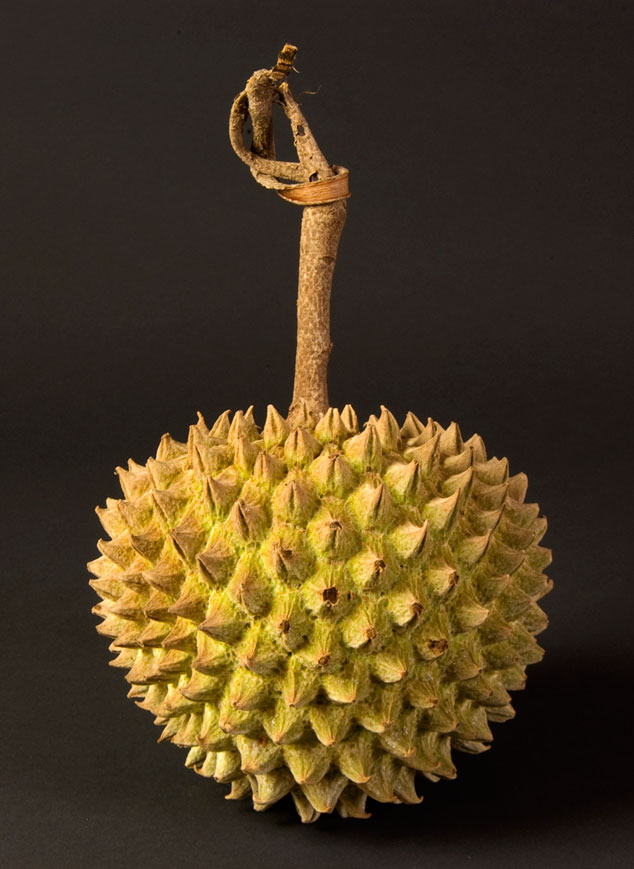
(89, 46), (552, 822)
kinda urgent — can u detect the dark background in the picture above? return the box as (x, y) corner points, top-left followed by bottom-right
(2, 1), (633, 866)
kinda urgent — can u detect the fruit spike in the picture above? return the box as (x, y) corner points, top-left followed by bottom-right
(89, 45), (552, 823)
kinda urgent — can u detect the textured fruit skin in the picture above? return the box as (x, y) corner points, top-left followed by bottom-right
(89, 404), (552, 822)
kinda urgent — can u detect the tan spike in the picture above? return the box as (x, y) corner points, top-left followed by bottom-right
(203, 468), (242, 515)
(301, 772), (348, 814)
(400, 410), (426, 439)
(146, 455), (186, 490)
(156, 432), (188, 462)
(226, 497), (268, 542)
(209, 409), (231, 439)
(253, 450), (285, 485)
(284, 426), (322, 466)
(95, 498), (126, 538)
(262, 404), (290, 448)
(340, 404), (359, 434)
(314, 407), (348, 444)
(342, 423), (382, 472)
(116, 460), (150, 500)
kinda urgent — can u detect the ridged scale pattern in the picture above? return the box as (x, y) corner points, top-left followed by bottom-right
(89, 404), (552, 822)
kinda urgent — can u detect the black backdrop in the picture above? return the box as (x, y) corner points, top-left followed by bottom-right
(3, 1), (633, 866)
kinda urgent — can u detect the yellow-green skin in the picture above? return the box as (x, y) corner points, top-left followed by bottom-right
(89, 404), (552, 822)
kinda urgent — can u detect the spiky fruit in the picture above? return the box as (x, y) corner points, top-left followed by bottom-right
(89, 403), (552, 822)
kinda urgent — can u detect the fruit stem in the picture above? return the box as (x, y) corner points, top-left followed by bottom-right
(229, 45), (348, 425)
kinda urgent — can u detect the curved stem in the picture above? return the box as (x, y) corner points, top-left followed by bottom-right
(228, 46), (348, 424)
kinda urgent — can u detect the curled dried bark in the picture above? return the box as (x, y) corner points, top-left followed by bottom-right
(229, 45), (349, 425)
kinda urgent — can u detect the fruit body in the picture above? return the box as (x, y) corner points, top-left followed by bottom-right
(89, 404), (552, 822)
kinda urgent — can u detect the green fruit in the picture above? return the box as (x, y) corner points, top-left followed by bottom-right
(89, 403), (552, 822)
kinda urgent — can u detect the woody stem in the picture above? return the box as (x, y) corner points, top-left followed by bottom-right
(228, 46), (347, 425)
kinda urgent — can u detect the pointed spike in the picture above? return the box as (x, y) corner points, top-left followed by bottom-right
(117, 494), (154, 534)
(314, 408), (348, 444)
(272, 475), (318, 525)
(309, 449), (357, 497)
(341, 404), (359, 434)
(168, 584), (208, 623)
(192, 631), (233, 675)
(425, 562), (460, 598)
(226, 555), (272, 617)
(199, 591), (245, 643)
(143, 559), (186, 597)
(279, 658), (319, 707)
(226, 777), (251, 800)
(235, 735), (283, 775)
(250, 770), (295, 811)
(162, 617), (197, 653)
(452, 591), (490, 631)
(355, 686), (402, 733)
(146, 456), (185, 490)
(384, 459), (427, 503)
(196, 536), (235, 587)
(143, 589), (174, 623)
(253, 450), (285, 485)
(233, 434), (259, 472)
(156, 432), (188, 462)
(227, 497), (269, 542)
(130, 523), (164, 563)
(438, 421), (463, 455)
(309, 706), (353, 746)
(464, 432), (487, 463)
(95, 499), (127, 538)
(336, 786), (371, 819)
(390, 520), (430, 562)
(400, 411), (426, 439)
(423, 489), (461, 534)
(308, 509), (360, 559)
(262, 701), (307, 745)
(414, 615), (450, 662)
(291, 788), (321, 823)
(262, 404), (290, 448)
(208, 409), (231, 439)
(403, 432), (440, 476)
(152, 485), (190, 525)
(359, 755), (399, 803)
(89, 576), (124, 602)
(347, 548), (394, 593)
(97, 535), (135, 569)
(170, 513), (208, 562)
(301, 773), (348, 814)
(260, 530), (314, 586)
(284, 744), (330, 786)
(227, 410), (257, 444)
(376, 406), (401, 451)
(507, 472), (529, 502)
(284, 426), (322, 467)
(475, 456), (510, 486)
(227, 668), (270, 711)
(203, 468), (241, 515)
(236, 624), (285, 675)
(336, 732), (375, 783)
(213, 750), (242, 783)
(116, 461), (150, 500)
(342, 424), (382, 472)
(349, 479), (396, 530)
(456, 532), (492, 567)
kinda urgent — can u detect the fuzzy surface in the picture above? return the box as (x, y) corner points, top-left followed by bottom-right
(89, 404), (552, 822)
